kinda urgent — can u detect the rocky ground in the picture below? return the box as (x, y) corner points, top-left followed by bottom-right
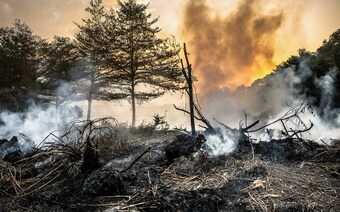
(0, 126), (339, 211)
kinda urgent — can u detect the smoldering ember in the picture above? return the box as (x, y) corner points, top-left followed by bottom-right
(0, 0), (340, 211)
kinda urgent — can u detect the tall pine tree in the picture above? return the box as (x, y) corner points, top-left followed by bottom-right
(75, 0), (126, 120)
(104, 0), (183, 127)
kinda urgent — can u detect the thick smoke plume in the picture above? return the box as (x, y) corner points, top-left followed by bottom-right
(201, 58), (340, 156)
(182, 0), (283, 93)
(182, 0), (339, 156)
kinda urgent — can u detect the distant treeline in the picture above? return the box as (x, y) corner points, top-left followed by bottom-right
(242, 29), (340, 124)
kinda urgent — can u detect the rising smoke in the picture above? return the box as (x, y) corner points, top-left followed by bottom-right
(181, 0), (339, 156)
(0, 82), (82, 156)
(182, 0), (283, 93)
(201, 57), (340, 156)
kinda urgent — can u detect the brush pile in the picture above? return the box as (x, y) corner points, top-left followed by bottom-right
(0, 120), (339, 211)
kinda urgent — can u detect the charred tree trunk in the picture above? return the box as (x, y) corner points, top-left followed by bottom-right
(184, 43), (196, 135)
(176, 43), (196, 135)
(82, 121), (99, 175)
(175, 44), (215, 133)
(87, 97), (92, 121)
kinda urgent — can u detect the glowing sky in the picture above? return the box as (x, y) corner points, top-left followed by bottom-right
(1, 0), (339, 89)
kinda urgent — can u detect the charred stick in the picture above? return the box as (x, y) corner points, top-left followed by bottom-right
(290, 128), (301, 139)
(290, 121), (314, 138)
(213, 118), (233, 131)
(245, 114), (295, 133)
(193, 104), (214, 131)
(242, 120), (260, 132)
(320, 139), (330, 148)
(184, 43), (196, 135)
(198, 124), (208, 130)
(180, 59), (189, 83)
(280, 120), (290, 136)
(120, 146), (151, 173)
(173, 104), (202, 121)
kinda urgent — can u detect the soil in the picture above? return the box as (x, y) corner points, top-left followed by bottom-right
(0, 130), (339, 211)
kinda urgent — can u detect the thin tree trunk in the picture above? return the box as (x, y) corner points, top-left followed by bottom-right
(184, 43), (196, 135)
(87, 97), (92, 121)
(87, 71), (94, 121)
(131, 81), (136, 127)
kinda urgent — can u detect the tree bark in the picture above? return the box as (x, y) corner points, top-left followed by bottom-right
(87, 71), (94, 121)
(87, 98), (92, 121)
(131, 80), (136, 127)
(184, 43), (196, 135)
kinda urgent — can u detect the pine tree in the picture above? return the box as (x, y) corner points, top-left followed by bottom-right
(104, 0), (183, 127)
(0, 19), (46, 111)
(75, 0), (126, 120)
(42, 36), (80, 107)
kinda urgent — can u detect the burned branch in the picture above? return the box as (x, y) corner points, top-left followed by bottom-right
(244, 103), (314, 140)
(120, 146), (151, 173)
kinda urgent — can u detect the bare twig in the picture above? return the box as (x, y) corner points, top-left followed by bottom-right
(120, 146), (152, 173)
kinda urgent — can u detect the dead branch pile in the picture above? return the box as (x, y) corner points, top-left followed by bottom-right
(0, 117), (121, 211)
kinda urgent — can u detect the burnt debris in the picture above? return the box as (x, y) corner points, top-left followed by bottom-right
(0, 129), (339, 211)
(0, 136), (20, 159)
(165, 133), (206, 164)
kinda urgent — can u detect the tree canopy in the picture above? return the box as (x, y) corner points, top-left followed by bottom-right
(0, 1), (183, 125)
(102, 0), (183, 126)
(0, 19), (47, 111)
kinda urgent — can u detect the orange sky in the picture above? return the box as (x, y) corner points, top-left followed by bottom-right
(1, 0), (339, 89)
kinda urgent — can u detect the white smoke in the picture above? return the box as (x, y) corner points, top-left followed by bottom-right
(0, 82), (82, 156)
(0, 104), (81, 150)
(201, 60), (340, 156)
(204, 128), (239, 156)
(258, 104), (340, 145)
(314, 68), (339, 124)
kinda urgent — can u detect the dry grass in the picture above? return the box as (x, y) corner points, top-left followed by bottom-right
(1, 128), (339, 211)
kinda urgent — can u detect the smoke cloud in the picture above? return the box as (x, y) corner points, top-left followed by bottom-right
(181, 0), (339, 155)
(0, 104), (81, 141)
(0, 82), (82, 156)
(201, 58), (340, 156)
(182, 0), (283, 93)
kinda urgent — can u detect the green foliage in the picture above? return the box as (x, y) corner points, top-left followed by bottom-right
(133, 122), (157, 136)
(317, 29), (340, 69)
(255, 28), (340, 118)
(0, 1), (183, 123)
(0, 19), (47, 111)
(42, 36), (80, 106)
(276, 55), (300, 70)
(132, 114), (169, 135)
(152, 114), (170, 130)
(101, 0), (183, 126)
(112, 114), (169, 139)
(74, 0), (128, 119)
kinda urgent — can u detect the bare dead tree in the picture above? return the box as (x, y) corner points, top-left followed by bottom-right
(177, 43), (196, 135)
(174, 43), (216, 134)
